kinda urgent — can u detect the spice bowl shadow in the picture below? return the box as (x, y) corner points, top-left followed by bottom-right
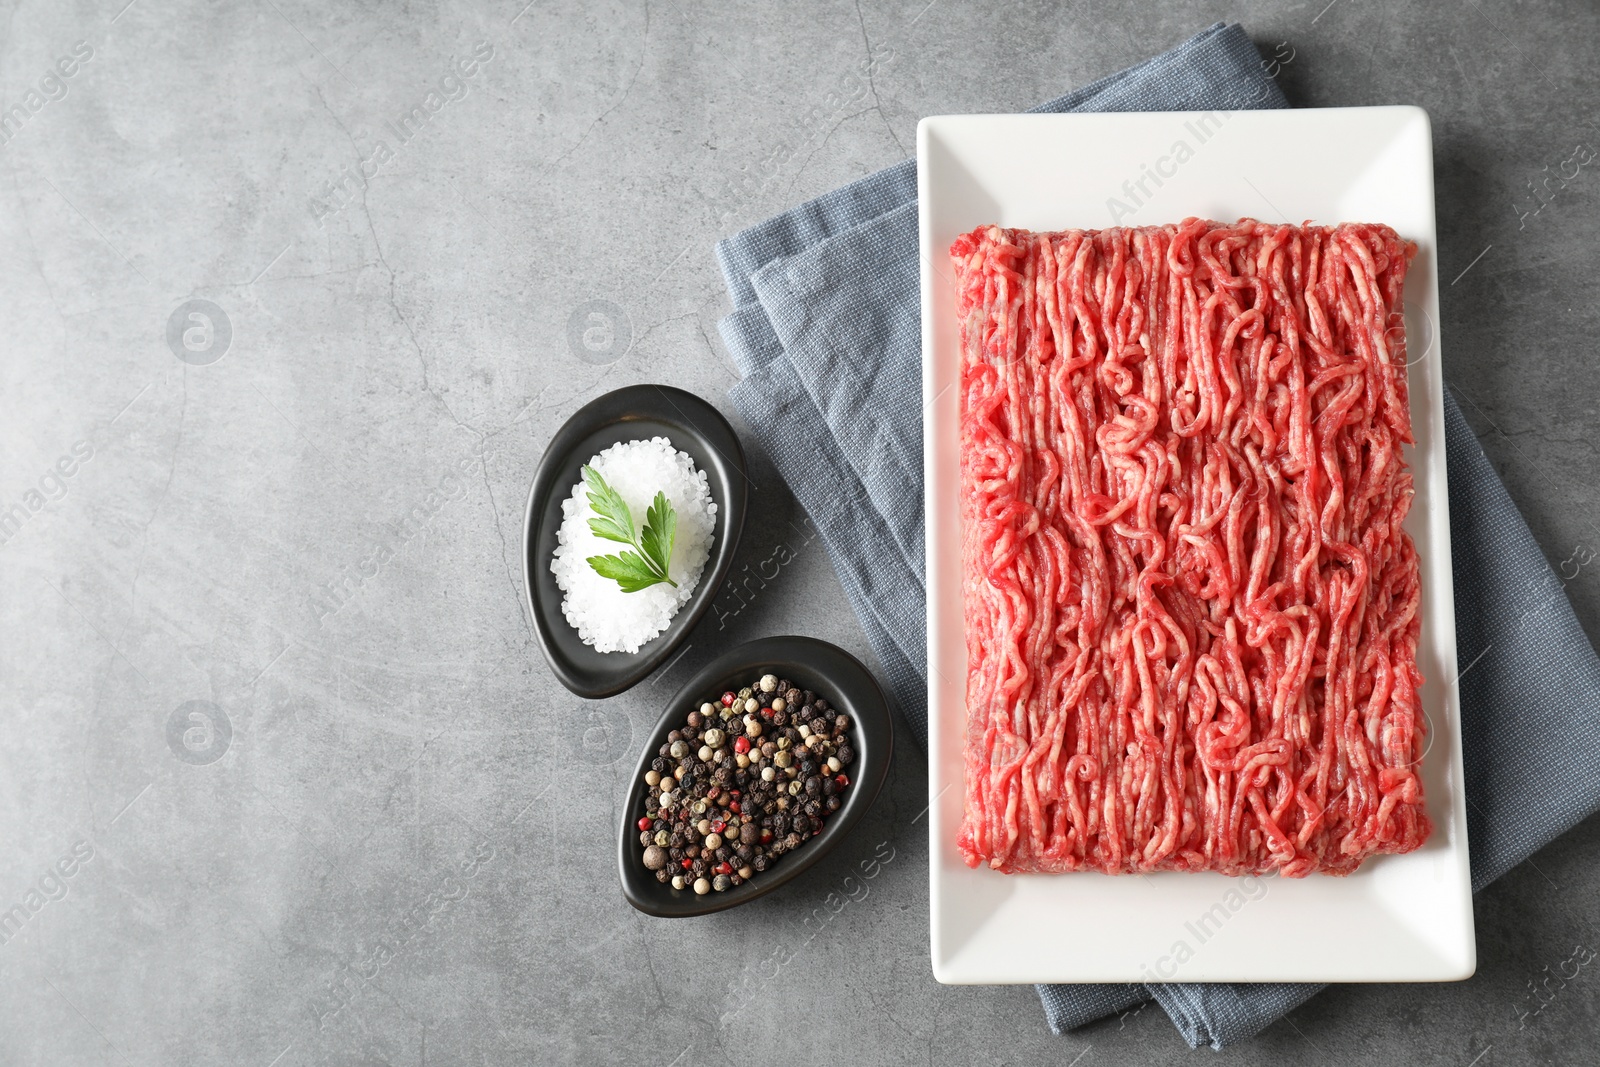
(522, 384), (748, 699)
(618, 635), (895, 918)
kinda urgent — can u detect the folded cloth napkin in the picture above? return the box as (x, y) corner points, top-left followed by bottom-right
(714, 22), (1600, 1049)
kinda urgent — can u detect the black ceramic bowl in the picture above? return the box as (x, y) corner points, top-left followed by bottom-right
(522, 384), (747, 698)
(618, 636), (894, 918)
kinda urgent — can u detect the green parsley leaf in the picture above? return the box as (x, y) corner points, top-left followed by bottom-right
(586, 551), (667, 594)
(640, 491), (678, 587)
(582, 465), (636, 546)
(581, 469), (679, 593)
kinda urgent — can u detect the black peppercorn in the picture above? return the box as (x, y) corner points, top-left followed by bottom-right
(834, 714), (850, 732)
(739, 822), (760, 846)
(729, 874), (743, 887)
(669, 846), (684, 861)
(809, 718), (827, 736)
(652, 756), (668, 773)
(668, 730), (682, 743)
(804, 799), (822, 817)
(715, 846), (731, 863)
(822, 777), (837, 796)
(656, 868), (671, 883)
(736, 843), (754, 861)
(784, 688), (802, 707)
(804, 776), (821, 797)
(753, 854), (770, 872)
(658, 744), (671, 758)
(687, 710), (703, 729)
(838, 745), (855, 765)
(669, 832), (685, 847)
(826, 795), (842, 813)
(776, 678), (791, 693)
(800, 759), (816, 777)
(773, 708), (789, 726)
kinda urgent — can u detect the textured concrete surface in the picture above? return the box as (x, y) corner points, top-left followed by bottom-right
(2, 1), (1598, 1064)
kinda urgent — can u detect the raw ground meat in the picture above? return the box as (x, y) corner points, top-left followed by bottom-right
(953, 218), (1430, 877)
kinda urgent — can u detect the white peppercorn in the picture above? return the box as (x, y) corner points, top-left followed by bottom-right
(672, 874), (686, 890)
(700, 702), (715, 716)
(705, 832), (723, 850)
(771, 697), (786, 712)
(735, 752), (751, 769)
(644, 770), (661, 786)
(827, 756), (842, 773)
(704, 728), (725, 749)
(744, 697), (759, 714)
(759, 674), (778, 693)
(693, 877), (711, 895)
(699, 745), (714, 762)
(761, 766), (776, 782)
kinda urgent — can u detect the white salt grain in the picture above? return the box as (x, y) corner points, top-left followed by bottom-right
(550, 437), (717, 653)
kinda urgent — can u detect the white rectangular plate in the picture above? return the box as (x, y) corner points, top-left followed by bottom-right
(921, 107), (1474, 984)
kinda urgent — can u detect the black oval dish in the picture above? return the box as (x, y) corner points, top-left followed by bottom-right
(618, 636), (894, 918)
(523, 384), (747, 699)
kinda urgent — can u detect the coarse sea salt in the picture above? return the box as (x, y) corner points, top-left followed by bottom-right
(551, 437), (716, 654)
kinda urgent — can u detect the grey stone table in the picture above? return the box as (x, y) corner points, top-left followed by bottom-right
(2, 1), (1597, 1063)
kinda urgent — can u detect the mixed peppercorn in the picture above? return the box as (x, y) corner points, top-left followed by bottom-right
(638, 672), (856, 895)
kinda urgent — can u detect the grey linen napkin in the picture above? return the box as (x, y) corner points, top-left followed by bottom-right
(714, 22), (1600, 1050)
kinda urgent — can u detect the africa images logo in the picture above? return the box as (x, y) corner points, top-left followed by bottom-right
(166, 299), (232, 366)
(308, 42), (496, 228)
(0, 840), (95, 948)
